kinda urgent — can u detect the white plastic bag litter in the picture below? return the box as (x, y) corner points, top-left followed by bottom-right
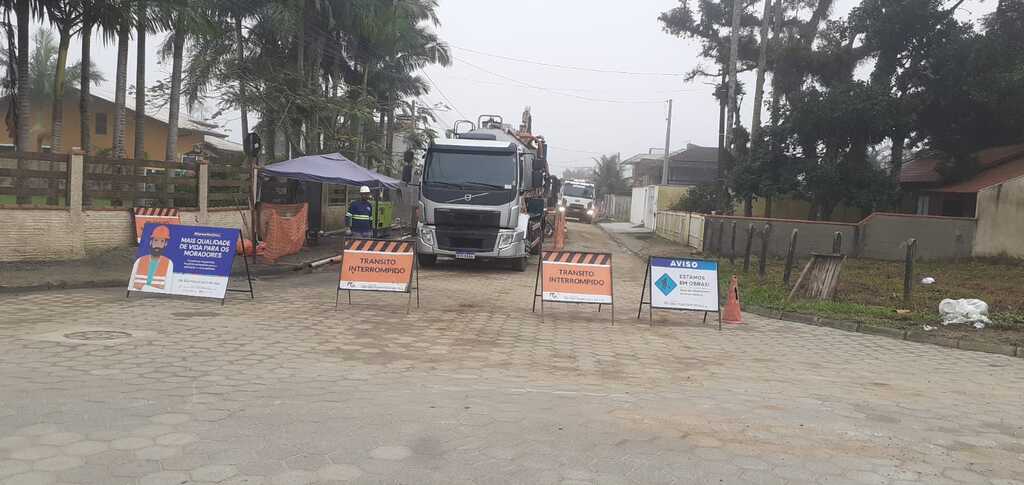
(938, 299), (992, 329)
(921, 277), (936, 285)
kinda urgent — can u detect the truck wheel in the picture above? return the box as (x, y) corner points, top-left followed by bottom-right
(418, 254), (437, 267)
(512, 257), (528, 272)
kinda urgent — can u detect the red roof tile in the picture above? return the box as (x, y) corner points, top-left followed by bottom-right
(931, 157), (1024, 193)
(899, 143), (1024, 185)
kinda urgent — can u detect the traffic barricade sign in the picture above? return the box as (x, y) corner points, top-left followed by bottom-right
(533, 250), (614, 322)
(337, 238), (419, 312)
(132, 208), (180, 244)
(637, 256), (721, 329)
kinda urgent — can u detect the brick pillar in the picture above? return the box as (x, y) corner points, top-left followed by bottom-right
(198, 160), (209, 224)
(69, 149), (86, 258)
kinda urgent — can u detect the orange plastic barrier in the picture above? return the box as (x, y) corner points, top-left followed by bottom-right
(723, 275), (743, 324)
(553, 211), (567, 251)
(256, 203), (308, 263)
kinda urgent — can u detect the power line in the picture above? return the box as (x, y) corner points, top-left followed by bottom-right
(452, 45), (687, 77)
(547, 145), (605, 155)
(420, 71), (469, 120)
(455, 56), (670, 105)
(439, 73), (699, 96)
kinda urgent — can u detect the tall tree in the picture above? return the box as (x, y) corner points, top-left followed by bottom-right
(14, 0), (29, 151)
(112, 4), (132, 158)
(79, 0), (120, 155)
(165, 25), (184, 162)
(748, 0), (773, 147)
(43, 0), (84, 152)
(725, 0), (742, 152)
(133, 0), (146, 159)
(592, 154), (628, 198)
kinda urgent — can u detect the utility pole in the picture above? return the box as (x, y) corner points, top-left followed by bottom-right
(662, 99), (673, 185)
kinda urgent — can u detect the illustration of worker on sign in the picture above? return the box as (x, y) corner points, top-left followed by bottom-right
(129, 225), (175, 292)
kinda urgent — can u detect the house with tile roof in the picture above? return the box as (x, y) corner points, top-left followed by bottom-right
(899, 144), (1024, 217)
(0, 88), (241, 161)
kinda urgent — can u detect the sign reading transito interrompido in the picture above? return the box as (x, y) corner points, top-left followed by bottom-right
(538, 250), (613, 304)
(339, 239), (416, 292)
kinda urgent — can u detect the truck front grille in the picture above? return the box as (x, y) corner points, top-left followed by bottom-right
(434, 208), (501, 227)
(436, 228), (498, 251)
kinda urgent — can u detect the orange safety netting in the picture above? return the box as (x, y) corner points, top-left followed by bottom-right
(256, 203), (308, 263)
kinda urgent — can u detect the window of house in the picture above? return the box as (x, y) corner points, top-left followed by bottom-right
(95, 113), (108, 135)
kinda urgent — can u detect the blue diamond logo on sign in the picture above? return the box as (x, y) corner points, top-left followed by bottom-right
(655, 273), (677, 296)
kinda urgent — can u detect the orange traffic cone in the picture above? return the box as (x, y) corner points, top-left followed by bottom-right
(723, 275), (743, 324)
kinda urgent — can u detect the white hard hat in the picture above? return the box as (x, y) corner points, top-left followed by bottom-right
(359, 186), (371, 194)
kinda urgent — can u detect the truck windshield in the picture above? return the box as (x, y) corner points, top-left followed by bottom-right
(564, 184), (594, 199)
(424, 151), (517, 189)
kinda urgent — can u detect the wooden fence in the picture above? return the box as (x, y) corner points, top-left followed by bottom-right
(0, 153), (251, 210)
(84, 156), (198, 208)
(208, 161), (251, 208)
(0, 152), (70, 207)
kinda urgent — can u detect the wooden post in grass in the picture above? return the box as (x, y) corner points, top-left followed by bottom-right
(783, 228), (799, 285)
(729, 221), (737, 264)
(758, 223), (771, 278)
(903, 238), (917, 304)
(701, 218), (711, 254)
(743, 223), (754, 273)
(832, 231), (843, 255)
(717, 220), (726, 256)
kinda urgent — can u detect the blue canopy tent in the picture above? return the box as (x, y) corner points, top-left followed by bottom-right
(258, 153), (403, 239)
(260, 153), (401, 188)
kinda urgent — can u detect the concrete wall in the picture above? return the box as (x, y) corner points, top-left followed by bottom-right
(702, 212), (977, 261)
(656, 185), (689, 211)
(704, 215), (858, 258)
(0, 207), (249, 262)
(737, 197), (864, 223)
(857, 213), (975, 260)
(974, 175), (1024, 258)
(82, 210), (136, 253)
(0, 209), (78, 260)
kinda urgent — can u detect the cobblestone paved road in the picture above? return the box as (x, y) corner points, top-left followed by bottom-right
(1, 223), (1023, 484)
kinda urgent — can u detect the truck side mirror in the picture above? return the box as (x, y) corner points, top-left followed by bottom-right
(401, 164), (413, 184)
(531, 170), (544, 189)
(526, 197), (545, 215)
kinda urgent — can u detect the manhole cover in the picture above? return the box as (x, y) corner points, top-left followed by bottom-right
(63, 331), (133, 341)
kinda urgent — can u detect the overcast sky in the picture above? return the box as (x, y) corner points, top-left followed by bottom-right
(57, 0), (993, 173)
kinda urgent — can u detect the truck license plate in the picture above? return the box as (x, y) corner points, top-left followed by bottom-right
(455, 252), (476, 260)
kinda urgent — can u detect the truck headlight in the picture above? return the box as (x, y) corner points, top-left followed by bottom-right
(419, 225), (435, 246)
(497, 230), (523, 249)
(558, 206), (566, 213)
(587, 209), (595, 216)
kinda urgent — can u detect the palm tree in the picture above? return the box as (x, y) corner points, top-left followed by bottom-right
(133, 0), (146, 159)
(159, 0), (215, 162)
(79, 0), (120, 155)
(592, 154), (628, 198)
(8, 27), (105, 101)
(14, 0), (30, 151)
(43, 0), (84, 153)
(111, 1), (135, 158)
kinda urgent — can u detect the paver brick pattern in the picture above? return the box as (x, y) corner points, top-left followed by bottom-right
(0, 224), (1022, 484)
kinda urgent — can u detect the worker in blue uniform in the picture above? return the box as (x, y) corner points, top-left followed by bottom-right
(346, 186), (375, 238)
